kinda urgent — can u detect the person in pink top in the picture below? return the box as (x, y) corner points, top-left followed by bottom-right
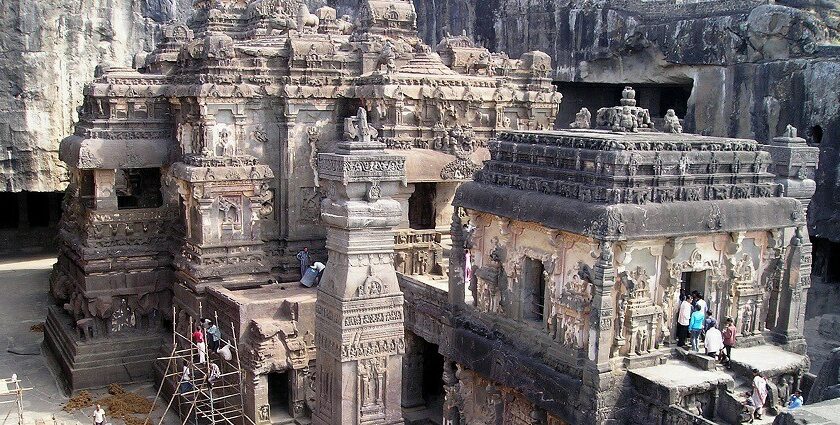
(721, 317), (737, 368)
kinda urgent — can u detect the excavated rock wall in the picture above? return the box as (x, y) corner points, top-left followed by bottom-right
(0, 0), (193, 192)
(402, 1), (839, 238)
(403, 0), (840, 375)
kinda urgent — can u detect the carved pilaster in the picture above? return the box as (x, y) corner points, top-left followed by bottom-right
(313, 108), (406, 425)
(591, 240), (616, 371)
(772, 227), (811, 353)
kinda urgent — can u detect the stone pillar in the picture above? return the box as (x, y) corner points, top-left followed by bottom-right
(434, 182), (459, 232)
(393, 184), (415, 230)
(448, 210), (466, 311)
(441, 359), (461, 425)
(774, 227), (811, 353)
(591, 240), (616, 372)
(93, 169), (117, 210)
(761, 126), (818, 353)
(313, 108), (406, 425)
(401, 331), (425, 408)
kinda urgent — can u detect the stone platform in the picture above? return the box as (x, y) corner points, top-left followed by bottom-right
(729, 345), (809, 378)
(44, 305), (165, 391)
(629, 360), (735, 405)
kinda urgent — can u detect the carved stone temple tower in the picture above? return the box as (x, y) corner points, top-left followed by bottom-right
(313, 108), (407, 425)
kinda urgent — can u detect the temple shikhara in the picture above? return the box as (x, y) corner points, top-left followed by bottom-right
(28, 0), (831, 423)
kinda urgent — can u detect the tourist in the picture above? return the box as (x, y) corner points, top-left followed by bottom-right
(193, 325), (206, 364)
(751, 370), (768, 419)
(296, 247), (311, 278)
(204, 319), (222, 352)
(92, 404), (106, 425)
(741, 394), (756, 424)
(677, 295), (693, 347)
(689, 304), (705, 352)
(787, 390), (803, 409)
(207, 362), (221, 388)
(704, 323), (724, 358)
(704, 311), (717, 332)
(693, 291), (707, 315)
(722, 317), (737, 367)
(179, 364), (193, 394)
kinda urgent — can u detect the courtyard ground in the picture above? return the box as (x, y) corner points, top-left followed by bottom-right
(0, 254), (178, 425)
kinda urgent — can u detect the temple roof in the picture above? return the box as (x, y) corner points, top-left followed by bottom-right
(455, 129), (805, 240)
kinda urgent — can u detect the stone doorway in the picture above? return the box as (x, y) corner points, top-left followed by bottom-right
(267, 371), (292, 423)
(522, 257), (547, 322)
(409, 183), (436, 230)
(681, 271), (706, 298)
(422, 344), (445, 414)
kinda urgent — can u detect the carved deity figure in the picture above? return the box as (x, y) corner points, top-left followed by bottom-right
(783, 124), (798, 139)
(570, 107), (591, 129)
(636, 327), (649, 355)
(612, 106), (639, 132)
(219, 126), (236, 156)
(345, 107), (378, 142)
(377, 40), (397, 73)
(616, 297), (627, 340)
(741, 302), (754, 335)
(663, 109), (683, 133)
(736, 254), (756, 282)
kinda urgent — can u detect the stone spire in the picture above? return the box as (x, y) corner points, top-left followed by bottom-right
(313, 108), (407, 425)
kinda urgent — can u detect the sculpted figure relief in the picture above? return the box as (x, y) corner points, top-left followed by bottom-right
(612, 106), (639, 132)
(570, 107), (591, 129)
(663, 109), (683, 134)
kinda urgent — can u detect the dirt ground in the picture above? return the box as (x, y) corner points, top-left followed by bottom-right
(0, 254), (178, 425)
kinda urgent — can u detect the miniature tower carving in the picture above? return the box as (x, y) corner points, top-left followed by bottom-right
(313, 108), (406, 425)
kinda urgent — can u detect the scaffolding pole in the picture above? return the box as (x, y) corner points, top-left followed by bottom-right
(148, 307), (257, 425)
(0, 375), (31, 425)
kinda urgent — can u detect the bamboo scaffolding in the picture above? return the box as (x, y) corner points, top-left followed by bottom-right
(147, 306), (256, 425)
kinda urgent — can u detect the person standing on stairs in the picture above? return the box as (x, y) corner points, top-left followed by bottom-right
(704, 322), (724, 358)
(722, 317), (737, 368)
(689, 304), (705, 352)
(752, 370), (768, 420)
(677, 294), (693, 347)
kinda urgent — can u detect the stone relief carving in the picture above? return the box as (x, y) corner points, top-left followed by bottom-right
(663, 109), (683, 134)
(357, 267), (386, 298)
(570, 107), (591, 129)
(308, 127), (320, 187)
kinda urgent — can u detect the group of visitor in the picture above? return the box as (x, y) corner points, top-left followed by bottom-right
(179, 318), (228, 396)
(675, 290), (805, 422)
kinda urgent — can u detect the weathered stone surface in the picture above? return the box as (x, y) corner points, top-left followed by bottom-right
(0, 0), (193, 192)
(447, 93), (815, 423)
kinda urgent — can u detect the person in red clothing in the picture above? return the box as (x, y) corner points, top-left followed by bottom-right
(192, 325), (204, 344)
(192, 325), (206, 364)
(721, 317), (737, 368)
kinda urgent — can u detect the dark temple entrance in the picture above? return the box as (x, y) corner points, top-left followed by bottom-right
(409, 183), (436, 230)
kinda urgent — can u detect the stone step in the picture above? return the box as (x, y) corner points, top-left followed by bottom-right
(44, 305), (166, 390)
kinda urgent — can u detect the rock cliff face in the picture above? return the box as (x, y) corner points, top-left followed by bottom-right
(400, 0), (840, 373)
(0, 0), (193, 192)
(405, 2), (839, 235)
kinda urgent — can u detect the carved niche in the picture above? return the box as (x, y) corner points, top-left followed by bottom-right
(358, 357), (387, 421)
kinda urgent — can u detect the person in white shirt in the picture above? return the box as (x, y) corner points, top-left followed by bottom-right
(92, 404), (106, 425)
(208, 362), (222, 388)
(677, 295), (693, 347)
(179, 364), (193, 394)
(704, 323), (724, 358)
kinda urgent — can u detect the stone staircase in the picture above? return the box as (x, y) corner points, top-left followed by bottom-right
(662, 347), (785, 424)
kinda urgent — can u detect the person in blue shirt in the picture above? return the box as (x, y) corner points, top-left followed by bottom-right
(788, 390), (803, 409)
(689, 304), (705, 352)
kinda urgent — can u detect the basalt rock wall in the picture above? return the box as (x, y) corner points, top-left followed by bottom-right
(397, 0), (840, 239)
(0, 0), (193, 192)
